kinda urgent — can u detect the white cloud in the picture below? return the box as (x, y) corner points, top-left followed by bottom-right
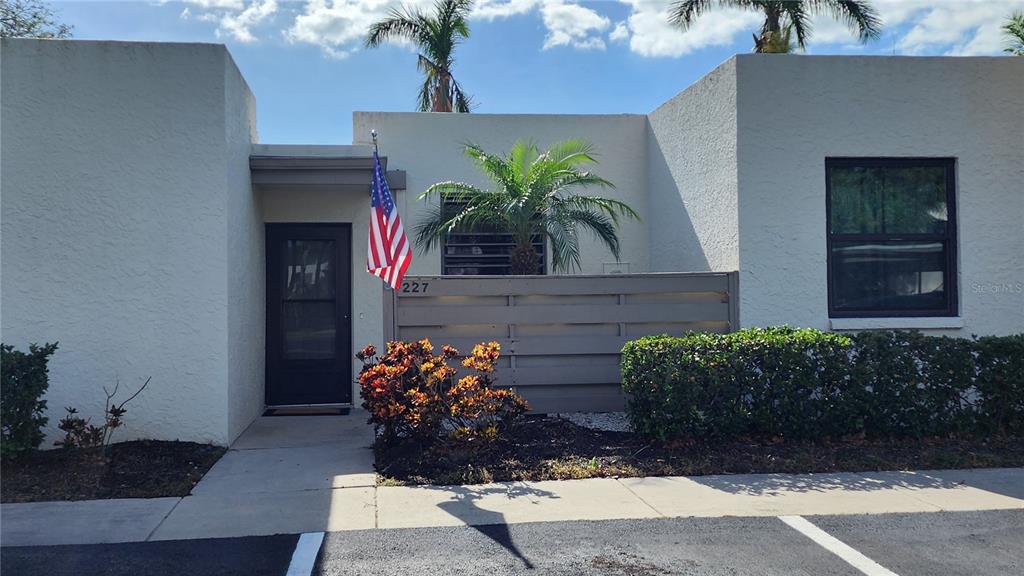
(895, 0), (1024, 55)
(540, 0), (610, 50)
(472, 0), (539, 21)
(220, 0), (278, 43)
(284, 0), (413, 59)
(609, 20), (629, 42)
(613, 0), (761, 57)
(806, 0), (1024, 55)
(178, 0), (1024, 57)
(179, 0), (279, 43)
(285, 0), (611, 56)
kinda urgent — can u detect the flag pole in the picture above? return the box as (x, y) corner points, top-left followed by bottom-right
(371, 129), (378, 154)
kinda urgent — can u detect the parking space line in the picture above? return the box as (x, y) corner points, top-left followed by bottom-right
(779, 515), (899, 576)
(286, 532), (325, 576)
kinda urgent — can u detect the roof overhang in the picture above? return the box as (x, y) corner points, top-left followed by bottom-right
(250, 144), (406, 192)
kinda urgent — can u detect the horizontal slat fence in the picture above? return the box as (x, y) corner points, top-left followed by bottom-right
(384, 272), (738, 413)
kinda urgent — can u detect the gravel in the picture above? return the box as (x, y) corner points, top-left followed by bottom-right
(552, 411), (632, 432)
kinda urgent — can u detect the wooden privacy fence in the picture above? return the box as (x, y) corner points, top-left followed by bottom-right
(384, 272), (739, 413)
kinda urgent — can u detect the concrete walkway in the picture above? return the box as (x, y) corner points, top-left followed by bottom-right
(3, 413), (1023, 546)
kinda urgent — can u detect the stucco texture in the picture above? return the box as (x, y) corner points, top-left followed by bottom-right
(1, 39), (259, 445)
(352, 112), (651, 276)
(647, 57), (738, 273)
(734, 55), (1024, 335)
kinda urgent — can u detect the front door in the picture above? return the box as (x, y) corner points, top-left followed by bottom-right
(266, 224), (352, 406)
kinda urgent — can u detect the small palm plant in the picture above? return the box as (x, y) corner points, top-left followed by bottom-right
(415, 140), (639, 275)
(1004, 11), (1024, 55)
(365, 0), (474, 112)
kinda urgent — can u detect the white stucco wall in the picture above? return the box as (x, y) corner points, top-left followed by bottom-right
(734, 55), (1024, 335)
(647, 57), (739, 273)
(352, 112), (650, 276)
(224, 56), (264, 442)
(1, 39), (257, 445)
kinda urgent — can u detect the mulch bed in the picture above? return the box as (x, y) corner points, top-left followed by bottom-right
(1, 440), (226, 503)
(375, 416), (1024, 486)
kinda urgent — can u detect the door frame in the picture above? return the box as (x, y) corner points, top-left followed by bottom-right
(264, 222), (354, 407)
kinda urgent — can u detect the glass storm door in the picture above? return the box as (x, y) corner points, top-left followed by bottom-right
(266, 224), (352, 406)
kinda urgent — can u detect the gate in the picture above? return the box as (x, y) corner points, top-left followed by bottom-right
(384, 272), (738, 412)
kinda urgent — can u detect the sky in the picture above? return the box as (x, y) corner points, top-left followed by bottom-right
(51, 0), (1024, 144)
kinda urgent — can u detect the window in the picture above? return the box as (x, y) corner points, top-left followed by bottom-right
(826, 158), (957, 318)
(441, 201), (546, 275)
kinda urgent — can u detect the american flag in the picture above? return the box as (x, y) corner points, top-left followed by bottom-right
(367, 150), (411, 289)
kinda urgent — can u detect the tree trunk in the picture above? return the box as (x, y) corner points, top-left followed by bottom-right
(510, 243), (540, 275)
(756, 8), (782, 53)
(433, 71), (452, 112)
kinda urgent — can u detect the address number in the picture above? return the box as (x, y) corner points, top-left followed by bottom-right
(401, 281), (429, 294)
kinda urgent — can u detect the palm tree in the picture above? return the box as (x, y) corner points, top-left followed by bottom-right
(415, 140), (640, 275)
(365, 0), (474, 113)
(669, 0), (881, 53)
(757, 18), (797, 53)
(1004, 11), (1024, 55)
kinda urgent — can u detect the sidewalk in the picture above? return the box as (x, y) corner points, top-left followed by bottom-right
(4, 415), (1023, 547)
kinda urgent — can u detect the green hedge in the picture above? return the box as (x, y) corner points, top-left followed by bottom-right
(621, 328), (1023, 441)
(1, 342), (59, 460)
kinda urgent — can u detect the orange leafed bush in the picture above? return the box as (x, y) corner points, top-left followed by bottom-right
(357, 339), (528, 443)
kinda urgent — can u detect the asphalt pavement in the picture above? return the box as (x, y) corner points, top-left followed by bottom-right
(3, 509), (1021, 576)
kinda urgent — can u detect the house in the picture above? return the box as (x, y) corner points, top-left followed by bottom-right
(2, 39), (1021, 445)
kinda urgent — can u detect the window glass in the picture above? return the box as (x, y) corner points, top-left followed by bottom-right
(830, 166), (947, 234)
(827, 159), (955, 317)
(831, 241), (948, 312)
(286, 240), (335, 299)
(283, 302), (335, 359)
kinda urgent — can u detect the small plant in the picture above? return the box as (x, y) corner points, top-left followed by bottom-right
(1, 342), (59, 460)
(357, 339), (528, 444)
(56, 376), (152, 450)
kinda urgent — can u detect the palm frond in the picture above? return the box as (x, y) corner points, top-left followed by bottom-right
(1004, 11), (1024, 55)
(419, 180), (486, 202)
(545, 173), (616, 199)
(416, 54), (441, 112)
(413, 139), (638, 271)
(542, 214), (582, 273)
(559, 194), (639, 226)
(781, 3), (812, 48)
(463, 143), (520, 194)
(452, 80), (474, 113)
(364, 7), (427, 48)
(668, 0), (718, 29)
(811, 0), (881, 42)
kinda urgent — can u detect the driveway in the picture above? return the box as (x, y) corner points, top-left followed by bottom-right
(4, 510), (1022, 575)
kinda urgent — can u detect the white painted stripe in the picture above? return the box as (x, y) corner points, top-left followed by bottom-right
(286, 531), (325, 576)
(779, 516), (899, 576)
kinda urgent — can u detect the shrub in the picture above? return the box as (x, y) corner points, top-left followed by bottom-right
(357, 339), (528, 444)
(1, 342), (59, 460)
(849, 331), (976, 437)
(56, 376), (152, 450)
(974, 334), (1024, 435)
(621, 328), (854, 441)
(621, 328), (1024, 441)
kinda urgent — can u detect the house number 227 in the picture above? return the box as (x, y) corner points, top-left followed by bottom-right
(401, 281), (429, 294)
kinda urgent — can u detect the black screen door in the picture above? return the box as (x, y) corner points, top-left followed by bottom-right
(266, 224), (352, 406)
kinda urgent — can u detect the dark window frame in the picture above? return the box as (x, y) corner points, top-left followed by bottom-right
(825, 157), (958, 318)
(440, 199), (546, 276)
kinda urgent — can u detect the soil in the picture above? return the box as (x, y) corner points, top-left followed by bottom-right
(375, 416), (1024, 486)
(1, 440), (226, 503)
